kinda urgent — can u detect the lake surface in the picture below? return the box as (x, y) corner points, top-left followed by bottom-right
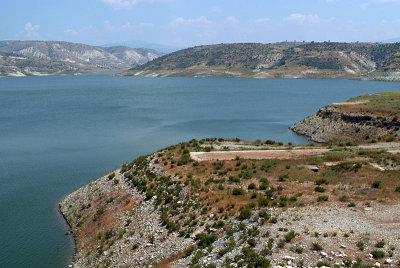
(0, 75), (399, 267)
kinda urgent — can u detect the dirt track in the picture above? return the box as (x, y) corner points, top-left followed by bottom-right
(190, 148), (331, 161)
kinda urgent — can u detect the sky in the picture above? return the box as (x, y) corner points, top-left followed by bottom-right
(1, 0), (400, 48)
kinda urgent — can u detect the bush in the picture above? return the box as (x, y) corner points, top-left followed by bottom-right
(191, 250), (205, 264)
(195, 233), (218, 249)
(232, 188), (244, 195)
(317, 261), (331, 267)
(108, 172), (115, 180)
(238, 206), (252, 220)
(372, 180), (381, 188)
(247, 238), (256, 247)
(317, 196), (329, 202)
(348, 202), (356, 207)
(259, 183), (268, 190)
(396, 186), (400, 192)
(314, 186), (325, 193)
(312, 243), (323, 251)
(295, 247), (303, 254)
(315, 178), (329, 185)
(376, 241), (385, 248)
(278, 174), (289, 182)
(248, 183), (256, 190)
(258, 197), (269, 207)
(371, 250), (385, 259)
(357, 241), (365, 251)
(285, 231), (296, 243)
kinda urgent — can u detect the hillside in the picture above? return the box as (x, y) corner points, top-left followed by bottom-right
(291, 92), (400, 143)
(60, 138), (400, 267)
(122, 42), (400, 80)
(0, 40), (164, 77)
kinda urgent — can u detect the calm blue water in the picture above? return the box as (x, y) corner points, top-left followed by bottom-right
(0, 75), (399, 267)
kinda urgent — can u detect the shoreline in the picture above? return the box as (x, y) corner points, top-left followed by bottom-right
(57, 195), (77, 268)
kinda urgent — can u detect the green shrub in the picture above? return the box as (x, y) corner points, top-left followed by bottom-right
(372, 181), (381, 188)
(278, 174), (289, 182)
(315, 186), (325, 193)
(108, 172), (115, 180)
(315, 178), (329, 185)
(376, 240), (385, 248)
(312, 243), (323, 251)
(268, 238), (274, 249)
(317, 261), (331, 267)
(195, 233), (218, 249)
(258, 197), (269, 207)
(348, 202), (356, 207)
(232, 188), (244, 195)
(259, 183), (268, 190)
(396, 186), (400, 192)
(357, 241), (365, 251)
(248, 183), (256, 190)
(247, 238), (256, 247)
(371, 250), (385, 259)
(285, 231), (296, 243)
(295, 247), (303, 254)
(317, 196), (329, 202)
(238, 206), (252, 220)
(191, 250), (205, 264)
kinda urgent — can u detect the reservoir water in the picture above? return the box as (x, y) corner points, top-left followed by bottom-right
(0, 74), (399, 267)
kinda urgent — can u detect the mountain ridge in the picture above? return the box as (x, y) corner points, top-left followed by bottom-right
(0, 40), (164, 77)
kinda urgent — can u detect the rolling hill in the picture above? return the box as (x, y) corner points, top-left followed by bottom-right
(122, 42), (400, 80)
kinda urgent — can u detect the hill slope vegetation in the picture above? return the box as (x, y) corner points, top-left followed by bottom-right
(122, 42), (400, 80)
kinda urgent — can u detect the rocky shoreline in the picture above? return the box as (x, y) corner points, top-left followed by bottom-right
(291, 107), (399, 143)
(59, 164), (193, 267)
(60, 143), (400, 267)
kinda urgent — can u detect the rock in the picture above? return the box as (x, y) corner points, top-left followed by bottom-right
(374, 262), (380, 267)
(320, 251), (328, 257)
(283, 256), (295, 261)
(385, 258), (393, 264)
(340, 244), (346, 249)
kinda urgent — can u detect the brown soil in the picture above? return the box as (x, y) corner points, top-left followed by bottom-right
(190, 148), (331, 161)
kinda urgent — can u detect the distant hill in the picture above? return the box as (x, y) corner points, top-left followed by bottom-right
(100, 41), (183, 53)
(122, 42), (400, 80)
(381, 37), (400, 43)
(0, 40), (164, 77)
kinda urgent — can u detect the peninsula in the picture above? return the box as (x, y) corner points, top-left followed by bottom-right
(60, 93), (400, 267)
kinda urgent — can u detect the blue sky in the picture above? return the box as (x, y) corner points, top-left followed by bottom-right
(1, 0), (400, 47)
